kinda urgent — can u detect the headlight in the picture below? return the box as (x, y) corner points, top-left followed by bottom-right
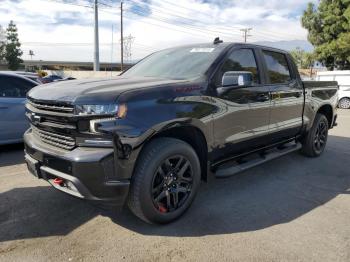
(76, 104), (119, 115)
(76, 104), (127, 118)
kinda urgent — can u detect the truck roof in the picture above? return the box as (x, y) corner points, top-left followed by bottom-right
(162, 42), (290, 55)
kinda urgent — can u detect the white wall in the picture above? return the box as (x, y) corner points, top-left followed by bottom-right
(317, 71), (350, 85)
(317, 71), (350, 100)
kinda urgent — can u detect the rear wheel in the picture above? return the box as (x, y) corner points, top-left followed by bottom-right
(128, 137), (201, 224)
(301, 113), (329, 157)
(338, 98), (350, 109)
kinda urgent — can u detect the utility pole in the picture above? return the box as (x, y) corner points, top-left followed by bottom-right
(120, 0), (124, 72)
(110, 25), (114, 73)
(123, 34), (135, 64)
(240, 28), (252, 43)
(93, 0), (100, 71)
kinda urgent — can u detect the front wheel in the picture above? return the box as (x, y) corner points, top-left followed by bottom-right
(301, 113), (329, 157)
(128, 137), (201, 224)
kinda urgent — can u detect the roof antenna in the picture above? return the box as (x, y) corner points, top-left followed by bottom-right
(213, 37), (223, 44)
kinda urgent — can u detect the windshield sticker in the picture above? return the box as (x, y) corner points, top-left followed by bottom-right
(190, 48), (215, 53)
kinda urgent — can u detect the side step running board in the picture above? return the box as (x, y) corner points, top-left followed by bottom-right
(215, 142), (302, 178)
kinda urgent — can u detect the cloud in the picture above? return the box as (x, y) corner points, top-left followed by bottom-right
(0, 0), (316, 62)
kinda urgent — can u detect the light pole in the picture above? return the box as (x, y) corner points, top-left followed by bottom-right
(120, 0), (124, 72)
(93, 0), (100, 71)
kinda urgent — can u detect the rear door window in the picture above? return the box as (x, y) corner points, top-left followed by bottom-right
(262, 50), (291, 84)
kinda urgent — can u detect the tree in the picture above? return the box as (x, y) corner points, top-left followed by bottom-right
(290, 47), (315, 69)
(5, 21), (23, 70)
(0, 25), (5, 63)
(302, 0), (350, 70)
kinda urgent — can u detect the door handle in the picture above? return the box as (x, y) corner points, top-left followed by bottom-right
(0, 107), (8, 109)
(271, 92), (281, 100)
(257, 94), (270, 102)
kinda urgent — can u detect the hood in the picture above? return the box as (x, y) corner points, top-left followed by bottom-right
(28, 76), (187, 104)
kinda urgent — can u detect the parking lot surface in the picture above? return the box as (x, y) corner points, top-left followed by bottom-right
(0, 110), (350, 262)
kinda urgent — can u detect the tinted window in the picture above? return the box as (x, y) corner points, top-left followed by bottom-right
(0, 76), (36, 98)
(217, 49), (259, 86)
(263, 50), (291, 84)
(123, 45), (224, 80)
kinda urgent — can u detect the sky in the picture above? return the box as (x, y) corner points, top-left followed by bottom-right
(0, 0), (317, 62)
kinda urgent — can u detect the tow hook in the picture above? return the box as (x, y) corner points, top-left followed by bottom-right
(53, 178), (64, 186)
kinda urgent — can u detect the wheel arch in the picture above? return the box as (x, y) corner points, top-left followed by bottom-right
(317, 104), (333, 128)
(136, 123), (209, 182)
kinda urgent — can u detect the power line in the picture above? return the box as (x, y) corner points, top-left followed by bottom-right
(123, 14), (213, 39)
(143, 0), (303, 40)
(125, 9), (239, 40)
(127, 4), (241, 38)
(125, 1), (294, 42)
(47, 0), (92, 9)
(46, 0), (120, 14)
(45, 0), (302, 42)
(126, 0), (241, 38)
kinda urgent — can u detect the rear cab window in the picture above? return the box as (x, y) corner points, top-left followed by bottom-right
(262, 50), (292, 84)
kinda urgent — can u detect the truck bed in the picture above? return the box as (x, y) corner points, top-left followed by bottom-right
(302, 80), (338, 89)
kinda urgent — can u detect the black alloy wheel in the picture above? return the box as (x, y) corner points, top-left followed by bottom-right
(301, 113), (329, 157)
(314, 120), (327, 154)
(128, 137), (201, 224)
(151, 155), (193, 213)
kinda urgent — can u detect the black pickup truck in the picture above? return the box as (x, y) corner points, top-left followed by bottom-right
(24, 40), (338, 224)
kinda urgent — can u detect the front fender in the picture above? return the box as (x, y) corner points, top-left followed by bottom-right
(106, 118), (211, 180)
(100, 89), (217, 180)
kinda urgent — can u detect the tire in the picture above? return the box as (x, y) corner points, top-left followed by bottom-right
(128, 137), (201, 224)
(338, 98), (350, 109)
(301, 113), (329, 157)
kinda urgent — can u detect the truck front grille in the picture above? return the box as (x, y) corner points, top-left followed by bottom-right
(28, 100), (74, 114)
(32, 126), (76, 150)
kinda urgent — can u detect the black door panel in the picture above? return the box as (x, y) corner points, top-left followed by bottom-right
(211, 48), (271, 162)
(261, 50), (304, 143)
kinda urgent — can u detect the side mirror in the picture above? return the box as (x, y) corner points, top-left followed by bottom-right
(221, 71), (253, 87)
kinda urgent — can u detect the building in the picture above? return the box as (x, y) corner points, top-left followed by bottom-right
(22, 60), (133, 72)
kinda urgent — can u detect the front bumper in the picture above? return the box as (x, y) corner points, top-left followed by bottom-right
(24, 129), (130, 205)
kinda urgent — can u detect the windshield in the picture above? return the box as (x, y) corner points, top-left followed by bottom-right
(123, 45), (223, 80)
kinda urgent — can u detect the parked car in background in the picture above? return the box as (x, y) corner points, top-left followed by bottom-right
(41, 74), (63, 84)
(17, 72), (43, 84)
(317, 71), (350, 109)
(0, 71), (43, 84)
(0, 72), (39, 145)
(54, 76), (76, 82)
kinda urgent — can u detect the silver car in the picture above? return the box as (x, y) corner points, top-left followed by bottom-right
(0, 72), (38, 145)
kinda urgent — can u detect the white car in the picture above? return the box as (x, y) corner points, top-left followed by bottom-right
(317, 71), (350, 109)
